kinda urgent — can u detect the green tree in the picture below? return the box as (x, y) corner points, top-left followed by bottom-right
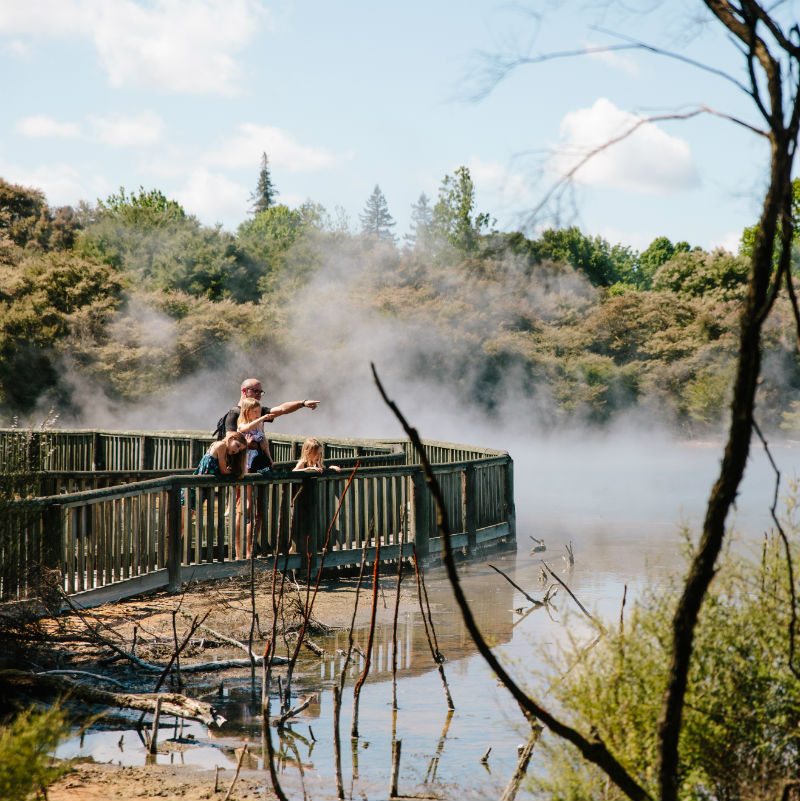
(431, 166), (490, 254)
(533, 227), (621, 286)
(652, 248), (749, 301)
(237, 203), (325, 296)
(79, 188), (257, 301)
(0, 179), (80, 251)
(405, 192), (433, 250)
(739, 177), (800, 259)
(0, 250), (123, 410)
(635, 236), (691, 289)
(97, 186), (185, 228)
(359, 185), (396, 242)
(250, 152), (279, 214)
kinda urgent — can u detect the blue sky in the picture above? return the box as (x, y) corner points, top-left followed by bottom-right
(0, 0), (792, 253)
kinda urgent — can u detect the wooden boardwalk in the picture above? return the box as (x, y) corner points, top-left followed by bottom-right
(1, 429), (515, 609)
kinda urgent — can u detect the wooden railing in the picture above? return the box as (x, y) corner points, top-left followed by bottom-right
(0, 429), (413, 473)
(1, 430), (514, 608)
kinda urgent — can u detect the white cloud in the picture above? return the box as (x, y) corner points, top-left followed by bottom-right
(207, 123), (340, 172)
(468, 157), (534, 207)
(584, 42), (639, 76)
(5, 39), (30, 57)
(16, 114), (81, 139)
(174, 168), (249, 227)
(712, 230), (741, 254)
(596, 226), (656, 253)
(0, 0), (266, 95)
(549, 98), (700, 195)
(91, 112), (164, 148)
(0, 160), (107, 207)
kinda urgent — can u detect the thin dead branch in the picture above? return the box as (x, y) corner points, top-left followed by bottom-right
(489, 563), (544, 607)
(351, 526), (380, 738)
(391, 534), (406, 711)
(276, 696), (312, 728)
(334, 541), (369, 800)
(372, 363), (650, 801)
(752, 420), (800, 678)
(223, 744), (248, 801)
(542, 561), (602, 630)
(413, 544), (455, 710)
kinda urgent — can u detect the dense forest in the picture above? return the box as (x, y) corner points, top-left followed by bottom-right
(1, 164), (799, 434)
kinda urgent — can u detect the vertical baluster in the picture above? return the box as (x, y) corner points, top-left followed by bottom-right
(183, 486), (192, 564)
(216, 485), (226, 561)
(205, 484), (214, 563)
(66, 508), (76, 594)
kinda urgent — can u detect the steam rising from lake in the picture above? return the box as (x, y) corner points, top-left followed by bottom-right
(53, 237), (797, 547)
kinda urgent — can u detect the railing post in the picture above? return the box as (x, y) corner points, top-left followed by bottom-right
(412, 470), (430, 560)
(91, 433), (105, 471)
(190, 439), (204, 470)
(42, 503), (62, 572)
(167, 483), (182, 592)
(35, 502), (63, 605)
(26, 432), (40, 471)
(504, 457), (516, 543)
(140, 436), (154, 471)
(465, 464), (477, 553)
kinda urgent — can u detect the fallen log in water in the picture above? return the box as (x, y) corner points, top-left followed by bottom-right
(1, 669), (226, 727)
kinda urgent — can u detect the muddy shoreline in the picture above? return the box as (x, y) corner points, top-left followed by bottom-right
(37, 570), (416, 801)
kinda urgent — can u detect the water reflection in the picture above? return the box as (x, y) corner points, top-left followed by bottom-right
(57, 440), (800, 799)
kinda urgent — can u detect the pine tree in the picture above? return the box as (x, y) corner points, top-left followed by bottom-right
(359, 184), (396, 242)
(250, 152), (278, 214)
(404, 192), (433, 249)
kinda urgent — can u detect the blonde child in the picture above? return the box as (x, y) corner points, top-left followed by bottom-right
(293, 437), (341, 473)
(235, 399), (273, 560)
(237, 397), (273, 472)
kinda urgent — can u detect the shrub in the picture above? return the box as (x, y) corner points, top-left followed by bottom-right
(0, 705), (70, 799)
(537, 533), (800, 801)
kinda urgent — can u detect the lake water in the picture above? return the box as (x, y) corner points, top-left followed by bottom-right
(57, 438), (799, 799)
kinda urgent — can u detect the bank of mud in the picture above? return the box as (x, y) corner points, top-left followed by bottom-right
(35, 570), (418, 801)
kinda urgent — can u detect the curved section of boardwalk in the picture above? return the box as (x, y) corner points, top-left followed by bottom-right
(1, 429), (515, 609)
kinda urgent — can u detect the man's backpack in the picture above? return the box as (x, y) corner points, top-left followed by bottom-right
(212, 408), (239, 440)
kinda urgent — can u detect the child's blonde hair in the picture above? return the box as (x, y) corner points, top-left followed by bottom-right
(297, 437), (324, 468)
(238, 397), (261, 428)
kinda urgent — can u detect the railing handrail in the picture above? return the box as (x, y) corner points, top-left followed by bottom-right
(0, 428), (506, 458)
(7, 454), (512, 509)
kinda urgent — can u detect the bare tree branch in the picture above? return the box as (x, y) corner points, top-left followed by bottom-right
(372, 363), (651, 801)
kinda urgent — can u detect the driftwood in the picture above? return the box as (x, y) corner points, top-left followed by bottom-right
(276, 696), (312, 728)
(178, 612), (289, 666)
(499, 725), (542, 801)
(2, 669), (225, 726)
(37, 669), (126, 688)
(302, 638), (325, 657)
